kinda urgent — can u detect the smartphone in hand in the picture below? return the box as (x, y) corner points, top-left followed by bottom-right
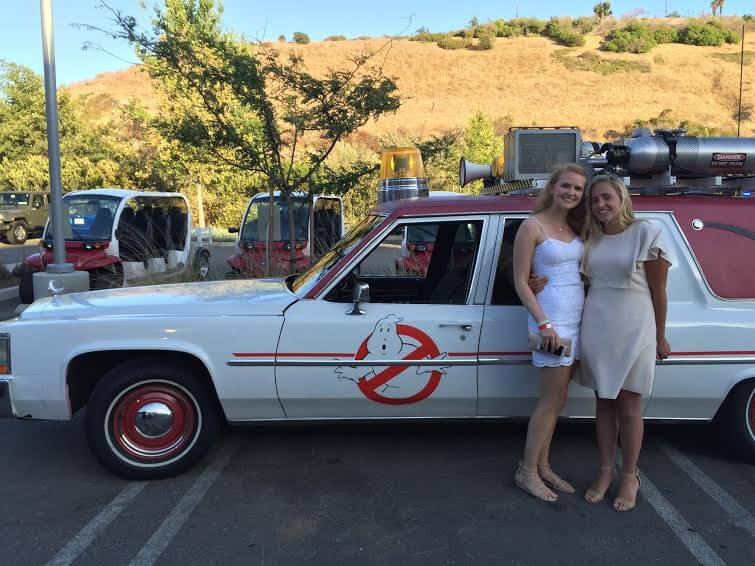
(528, 332), (572, 358)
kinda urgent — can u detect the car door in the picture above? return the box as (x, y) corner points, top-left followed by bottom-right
(478, 215), (596, 417)
(30, 194), (46, 230)
(276, 215), (490, 418)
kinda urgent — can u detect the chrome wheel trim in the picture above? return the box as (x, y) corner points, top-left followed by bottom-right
(134, 402), (174, 438)
(13, 225), (26, 241)
(104, 379), (203, 469)
(746, 387), (755, 442)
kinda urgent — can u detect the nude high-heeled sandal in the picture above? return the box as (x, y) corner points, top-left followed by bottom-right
(613, 470), (641, 512)
(584, 466), (616, 504)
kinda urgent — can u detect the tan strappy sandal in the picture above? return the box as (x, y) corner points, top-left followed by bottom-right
(584, 466), (616, 504)
(613, 471), (641, 512)
(515, 461), (558, 502)
(537, 463), (575, 494)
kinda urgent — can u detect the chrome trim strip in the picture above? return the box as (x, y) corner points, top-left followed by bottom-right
(228, 415), (714, 423)
(0, 376), (13, 383)
(478, 358), (531, 366)
(229, 358), (478, 367)
(658, 356), (755, 366)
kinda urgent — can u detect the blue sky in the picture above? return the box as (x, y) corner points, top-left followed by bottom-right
(1, 1), (752, 85)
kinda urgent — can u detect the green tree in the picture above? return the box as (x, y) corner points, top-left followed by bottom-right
(593, 2), (612, 20)
(292, 31), (310, 44)
(0, 62), (119, 190)
(97, 0), (401, 272)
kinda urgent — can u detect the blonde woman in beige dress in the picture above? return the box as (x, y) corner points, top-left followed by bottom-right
(512, 164), (587, 502)
(575, 175), (671, 512)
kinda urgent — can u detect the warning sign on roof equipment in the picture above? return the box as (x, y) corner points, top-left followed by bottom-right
(711, 153), (746, 168)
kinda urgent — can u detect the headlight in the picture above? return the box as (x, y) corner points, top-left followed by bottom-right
(0, 334), (9, 374)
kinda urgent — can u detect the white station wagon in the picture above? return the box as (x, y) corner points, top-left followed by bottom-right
(0, 194), (753, 478)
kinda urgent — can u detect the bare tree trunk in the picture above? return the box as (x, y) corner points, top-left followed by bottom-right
(286, 191), (296, 275)
(266, 190), (273, 277)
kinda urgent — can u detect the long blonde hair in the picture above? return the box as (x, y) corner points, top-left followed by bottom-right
(532, 163), (587, 234)
(582, 175), (642, 271)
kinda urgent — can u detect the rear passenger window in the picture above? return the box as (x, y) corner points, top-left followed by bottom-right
(491, 219), (524, 306)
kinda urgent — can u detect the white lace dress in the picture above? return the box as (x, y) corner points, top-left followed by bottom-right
(526, 219), (585, 367)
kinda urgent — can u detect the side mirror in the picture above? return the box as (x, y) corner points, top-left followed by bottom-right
(228, 226), (239, 234)
(346, 282), (370, 315)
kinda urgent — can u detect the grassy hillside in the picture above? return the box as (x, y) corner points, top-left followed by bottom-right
(68, 32), (755, 142)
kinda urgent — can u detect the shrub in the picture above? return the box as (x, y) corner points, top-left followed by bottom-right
(412, 31), (448, 42)
(551, 49), (651, 75)
(292, 32), (310, 44)
(277, 34), (286, 42)
(324, 35), (347, 41)
(744, 14), (754, 23)
(666, 11), (681, 18)
(470, 32), (495, 51)
(492, 19), (520, 37)
(604, 22), (657, 53)
(510, 17), (546, 35)
(545, 18), (586, 47)
(573, 16), (596, 34)
(653, 27), (678, 44)
(437, 35), (469, 50)
(678, 22), (727, 46)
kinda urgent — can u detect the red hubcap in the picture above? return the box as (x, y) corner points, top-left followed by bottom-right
(110, 383), (198, 463)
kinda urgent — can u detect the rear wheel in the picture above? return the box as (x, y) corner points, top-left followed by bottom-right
(18, 269), (34, 304)
(192, 249), (210, 281)
(717, 379), (755, 463)
(7, 221), (28, 245)
(85, 359), (223, 479)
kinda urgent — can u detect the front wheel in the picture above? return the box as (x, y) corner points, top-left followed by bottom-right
(716, 379), (755, 463)
(7, 221), (28, 244)
(85, 359), (223, 479)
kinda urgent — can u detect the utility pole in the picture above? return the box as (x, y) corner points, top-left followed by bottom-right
(36, 0), (88, 299)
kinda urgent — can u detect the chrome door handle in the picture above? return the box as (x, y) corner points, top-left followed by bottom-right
(439, 323), (473, 331)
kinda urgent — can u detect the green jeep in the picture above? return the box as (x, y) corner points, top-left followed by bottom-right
(0, 191), (50, 244)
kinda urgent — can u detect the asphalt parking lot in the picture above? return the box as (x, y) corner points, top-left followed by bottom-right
(0, 417), (753, 566)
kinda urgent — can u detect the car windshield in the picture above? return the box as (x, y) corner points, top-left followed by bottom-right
(46, 195), (121, 240)
(0, 192), (30, 207)
(291, 215), (384, 296)
(241, 195), (311, 242)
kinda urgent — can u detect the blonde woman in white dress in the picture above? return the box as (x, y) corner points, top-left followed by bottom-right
(576, 175), (671, 512)
(512, 164), (587, 502)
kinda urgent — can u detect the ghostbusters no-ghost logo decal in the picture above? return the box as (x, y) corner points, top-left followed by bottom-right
(335, 314), (450, 405)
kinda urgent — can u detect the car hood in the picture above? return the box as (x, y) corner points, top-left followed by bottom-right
(20, 279), (297, 320)
(0, 206), (27, 217)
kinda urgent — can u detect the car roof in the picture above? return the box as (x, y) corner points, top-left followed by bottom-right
(375, 194), (755, 300)
(64, 188), (186, 200)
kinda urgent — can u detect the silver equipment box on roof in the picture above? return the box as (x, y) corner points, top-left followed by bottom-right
(503, 127), (582, 181)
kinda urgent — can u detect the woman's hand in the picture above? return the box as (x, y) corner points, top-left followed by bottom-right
(656, 336), (670, 360)
(528, 274), (548, 294)
(539, 327), (561, 354)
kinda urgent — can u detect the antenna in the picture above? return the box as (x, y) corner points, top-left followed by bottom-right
(738, 25), (745, 138)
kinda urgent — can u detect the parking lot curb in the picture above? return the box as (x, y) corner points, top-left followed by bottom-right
(0, 286), (18, 302)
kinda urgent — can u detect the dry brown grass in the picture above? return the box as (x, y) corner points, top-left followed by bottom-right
(68, 33), (755, 141)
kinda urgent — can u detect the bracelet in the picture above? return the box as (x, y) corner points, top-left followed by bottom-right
(538, 320), (552, 331)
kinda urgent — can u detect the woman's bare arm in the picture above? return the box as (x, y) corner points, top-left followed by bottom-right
(646, 258), (671, 360)
(513, 219), (547, 323)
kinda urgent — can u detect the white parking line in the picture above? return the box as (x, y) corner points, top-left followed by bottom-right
(45, 482), (149, 566)
(639, 469), (727, 566)
(660, 442), (755, 538)
(128, 440), (238, 566)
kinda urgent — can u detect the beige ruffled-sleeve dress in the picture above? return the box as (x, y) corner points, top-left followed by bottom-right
(574, 220), (672, 399)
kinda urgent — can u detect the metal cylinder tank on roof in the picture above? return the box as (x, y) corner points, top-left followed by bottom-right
(378, 147), (429, 204)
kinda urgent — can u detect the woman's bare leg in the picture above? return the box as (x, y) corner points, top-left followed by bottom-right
(614, 390), (643, 510)
(516, 366), (572, 500)
(585, 396), (618, 502)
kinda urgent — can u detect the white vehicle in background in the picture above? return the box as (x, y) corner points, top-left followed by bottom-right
(18, 189), (211, 303)
(226, 192), (344, 277)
